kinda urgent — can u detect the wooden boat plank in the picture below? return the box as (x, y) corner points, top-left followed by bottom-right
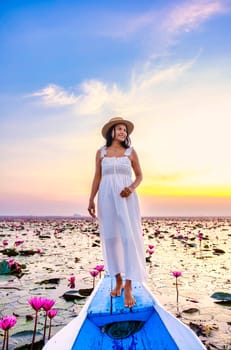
(89, 309), (154, 327)
(142, 283), (206, 350)
(88, 276), (154, 327)
(88, 274), (111, 316)
(71, 318), (103, 349)
(72, 276), (180, 349)
(72, 310), (180, 350)
(43, 275), (206, 350)
(112, 280), (154, 315)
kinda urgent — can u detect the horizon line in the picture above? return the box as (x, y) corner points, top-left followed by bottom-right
(0, 215), (230, 219)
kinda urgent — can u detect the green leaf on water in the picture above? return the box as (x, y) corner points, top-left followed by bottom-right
(63, 290), (87, 301)
(214, 301), (231, 306)
(0, 260), (11, 274)
(210, 292), (231, 301)
(182, 307), (200, 314)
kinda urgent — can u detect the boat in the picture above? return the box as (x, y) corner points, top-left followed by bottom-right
(43, 275), (206, 349)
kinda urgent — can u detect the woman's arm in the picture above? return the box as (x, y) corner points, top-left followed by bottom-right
(88, 149), (102, 218)
(120, 149), (143, 198)
(129, 148), (143, 191)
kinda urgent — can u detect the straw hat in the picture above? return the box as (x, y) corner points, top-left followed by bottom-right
(101, 117), (134, 138)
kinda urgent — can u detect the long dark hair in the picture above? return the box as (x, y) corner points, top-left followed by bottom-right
(105, 124), (131, 148)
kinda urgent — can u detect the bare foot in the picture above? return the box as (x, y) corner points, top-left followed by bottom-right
(124, 287), (136, 308)
(110, 282), (124, 297)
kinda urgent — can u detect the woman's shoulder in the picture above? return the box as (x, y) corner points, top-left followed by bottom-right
(124, 146), (134, 156)
(127, 147), (140, 162)
(97, 145), (106, 158)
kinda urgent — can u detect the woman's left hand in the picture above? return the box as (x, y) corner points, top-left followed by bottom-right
(120, 187), (132, 198)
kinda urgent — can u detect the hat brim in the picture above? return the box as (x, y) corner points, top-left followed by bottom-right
(102, 119), (134, 138)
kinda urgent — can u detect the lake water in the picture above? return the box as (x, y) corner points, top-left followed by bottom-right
(0, 217), (231, 349)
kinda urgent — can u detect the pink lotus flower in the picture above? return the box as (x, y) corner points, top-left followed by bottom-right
(28, 296), (45, 311)
(198, 231), (203, 241)
(2, 240), (8, 246)
(28, 297), (45, 349)
(148, 250), (154, 255)
(37, 248), (42, 254)
(47, 309), (58, 319)
(95, 265), (104, 277)
(90, 270), (99, 277)
(0, 315), (17, 330)
(7, 258), (15, 268)
(172, 271), (182, 310)
(14, 262), (21, 272)
(68, 276), (75, 289)
(172, 271), (182, 278)
(42, 299), (55, 312)
(47, 309), (58, 340)
(14, 240), (24, 247)
(90, 270), (99, 289)
(0, 315), (17, 350)
(154, 229), (159, 236)
(42, 299), (55, 343)
(148, 244), (154, 249)
(95, 265), (104, 272)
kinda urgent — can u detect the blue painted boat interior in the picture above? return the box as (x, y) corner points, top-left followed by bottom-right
(71, 276), (179, 350)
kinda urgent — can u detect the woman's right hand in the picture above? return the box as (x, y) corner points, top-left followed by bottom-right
(120, 187), (132, 198)
(88, 200), (96, 218)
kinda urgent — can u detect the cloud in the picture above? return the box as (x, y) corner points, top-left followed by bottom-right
(163, 0), (229, 34)
(28, 84), (78, 105)
(95, 0), (230, 50)
(2, 56), (231, 215)
(25, 55), (231, 180)
(28, 57), (196, 116)
(75, 80), (124, 115)
(131, 58), (196, 91)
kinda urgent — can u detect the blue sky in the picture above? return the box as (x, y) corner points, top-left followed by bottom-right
(1, 0), (154, 91)
(1, 0), (230, 92)
(1, 0), (231, 216)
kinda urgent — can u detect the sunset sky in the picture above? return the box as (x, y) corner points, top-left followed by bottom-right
(1, 0), (231, 217)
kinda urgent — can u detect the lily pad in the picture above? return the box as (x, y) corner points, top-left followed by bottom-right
(78, 288), (93, 296)
(182, 307), (200, 314)
(39, 233), (51, 239)
(19, 250), (38, 256)
(12, 330), (35, 339)
(38, 278), (60, 285)
(213, 248), (225, 255)
(14, 339), (44, 350)
(2, 248), (19, 256)
(0, 260), (11, 274)
(62, 290), (86, 301)
(186, 242), (197, 248)
(189, 322), (218, 337)
(210, 292), (231, 301)
(11, 330), (43, 350)
(214, 301), (231, 306)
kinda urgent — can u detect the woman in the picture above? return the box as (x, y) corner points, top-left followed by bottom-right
(88, 117), (147, 307)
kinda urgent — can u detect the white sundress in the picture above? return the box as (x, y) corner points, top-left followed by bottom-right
(97, 146), (147, 282)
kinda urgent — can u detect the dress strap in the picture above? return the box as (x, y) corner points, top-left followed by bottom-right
(124, 147), (133, 157)
(100, 146), (107, 158)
